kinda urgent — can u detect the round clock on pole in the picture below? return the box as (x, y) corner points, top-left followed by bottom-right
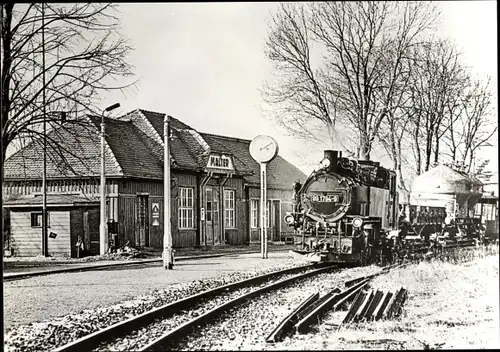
(249, 135), (279, 260)
(249, 135), (279, 163)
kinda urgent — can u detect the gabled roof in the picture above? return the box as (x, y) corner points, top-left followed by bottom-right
(87, 116), (165, 179)
(4, 115), (166, 180)
(199, 133), (307, 189)
(116, 109), (200, 171)
(175, 129), (210, 169)
(138, 109), (193, 134)
(200, 133), (254, 176)
(3, 120), (122, 179)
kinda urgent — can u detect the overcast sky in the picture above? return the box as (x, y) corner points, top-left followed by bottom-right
(101, 1), (498, 179)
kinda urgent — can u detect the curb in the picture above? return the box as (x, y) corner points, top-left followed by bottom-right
(3, 249), (290, 281)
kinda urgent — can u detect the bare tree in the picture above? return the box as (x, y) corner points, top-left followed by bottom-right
(450, 77), (496, 173)
(405, 39), (469, 173)
(1, 3), (136, 178)
(262, 3), (340, 151)
(263, 1), (438, 160)
(472, 159), (494, 183)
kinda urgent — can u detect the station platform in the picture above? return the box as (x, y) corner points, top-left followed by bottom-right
(4, 250), (301, 329)
(3, 244), (294, 280)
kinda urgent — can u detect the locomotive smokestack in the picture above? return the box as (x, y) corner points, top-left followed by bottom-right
(324, 150), (338, 173)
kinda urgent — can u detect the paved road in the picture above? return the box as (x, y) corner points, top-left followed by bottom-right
(4, 252), (299, 329)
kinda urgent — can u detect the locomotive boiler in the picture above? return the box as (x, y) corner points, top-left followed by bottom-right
(285, 150), (399, 265)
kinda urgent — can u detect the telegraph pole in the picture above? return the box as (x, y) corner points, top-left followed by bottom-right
(164, 115), (174, 269)
(41, 2), (48, 257)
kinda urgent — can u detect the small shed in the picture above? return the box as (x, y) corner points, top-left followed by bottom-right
(4, 194), (100, 258)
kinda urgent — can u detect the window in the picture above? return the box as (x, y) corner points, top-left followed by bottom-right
(179, 187), (194, 229)
(224, 189), (235, 228)
(206, 188), (213, 222)
(31, 212), (50, 227)
(250, 199), (259, 228)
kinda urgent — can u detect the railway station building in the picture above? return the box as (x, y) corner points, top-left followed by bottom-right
(2, 109), (306, 257)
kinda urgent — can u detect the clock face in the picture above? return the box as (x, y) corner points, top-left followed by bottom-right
(249, 135), (279, 163)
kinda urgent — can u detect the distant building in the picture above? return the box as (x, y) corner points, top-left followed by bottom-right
(3, 109), (306, 257)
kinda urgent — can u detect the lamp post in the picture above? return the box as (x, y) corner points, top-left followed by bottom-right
(100, 102), (121, 255)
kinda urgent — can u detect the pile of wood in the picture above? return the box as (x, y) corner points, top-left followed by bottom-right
(342, 287), (407, 324)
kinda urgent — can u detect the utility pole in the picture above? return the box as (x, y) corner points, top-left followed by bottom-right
(100, 103), (120, 255)
(164, 115), (174, 269)
(41, 2), (48, 257)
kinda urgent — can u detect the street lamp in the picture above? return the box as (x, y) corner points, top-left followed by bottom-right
(100, 102), (121, 255)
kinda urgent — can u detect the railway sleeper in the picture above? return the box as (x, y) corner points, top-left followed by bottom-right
(342, 287), (408, 324)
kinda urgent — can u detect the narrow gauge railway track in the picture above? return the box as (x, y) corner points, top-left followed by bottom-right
(138, 265), (339, 351)
(53, 263), (337, 352)
(164, 262), (410, 351)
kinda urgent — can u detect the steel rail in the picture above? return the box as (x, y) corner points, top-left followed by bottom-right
(265, 292), (319, 343)
(294, 277), (371, 333)
(139, 265), (339, 351)
(344, 262), (407, 288)
(53, 263), (321, 352)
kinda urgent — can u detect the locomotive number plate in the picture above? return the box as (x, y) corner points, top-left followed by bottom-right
(310, 193), (340, 202)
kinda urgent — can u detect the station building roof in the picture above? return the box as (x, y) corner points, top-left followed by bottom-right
(3, 109), (306, 189)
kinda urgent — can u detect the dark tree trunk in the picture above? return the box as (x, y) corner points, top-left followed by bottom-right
(425, 132), (433, 172)
(433, 127), (440, 165)
(1, 4), (13, 153)
(358, 132), (371, 160)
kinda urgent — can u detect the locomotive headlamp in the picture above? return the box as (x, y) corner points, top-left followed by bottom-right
(352, 217), (363, 228)
(319, 157), (331, 169)
(284, 214), (295, 224)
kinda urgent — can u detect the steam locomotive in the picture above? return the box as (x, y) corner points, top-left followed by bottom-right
(285, 150), (399, 265)
(286, 150), (488, 266)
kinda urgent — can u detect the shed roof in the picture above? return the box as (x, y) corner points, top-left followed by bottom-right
(4, 194), (99, 207)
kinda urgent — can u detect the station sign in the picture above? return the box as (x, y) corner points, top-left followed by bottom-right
(206, 153), (234, 172)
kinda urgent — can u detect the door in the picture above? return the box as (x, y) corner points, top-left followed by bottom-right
(213, 187), (221, 245)
(85, 208), (100, 255)
(272, 200), (281, 241)
(137, 195), (149, 247)
(206, 187), (214, 245)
